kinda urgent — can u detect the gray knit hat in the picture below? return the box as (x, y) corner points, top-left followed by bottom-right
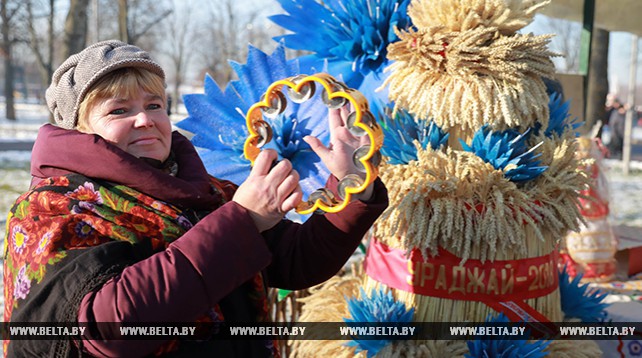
(45, 40), (166, 129)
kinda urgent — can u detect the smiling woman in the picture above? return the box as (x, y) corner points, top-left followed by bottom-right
(2, 40), (388, 357)
(76, 68), (172, 162)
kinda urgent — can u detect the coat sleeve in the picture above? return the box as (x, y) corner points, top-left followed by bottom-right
(262, 177), (388, 290)
(78, 201), (270, 357)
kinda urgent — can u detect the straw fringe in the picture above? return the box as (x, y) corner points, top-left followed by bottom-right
(288, 275), (362, 357)
(291, 273), (468, 357)
(374, 135), (587, 262)
(545, 340), (603, 357)
(382, 0), (558, 134)
(409, 0), (550, 35)
(376, 339), (468, 357)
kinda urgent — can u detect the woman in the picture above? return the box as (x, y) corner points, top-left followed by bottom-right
(3, 40), (387, 357)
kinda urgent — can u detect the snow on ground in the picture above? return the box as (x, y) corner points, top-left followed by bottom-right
(603, 163), (642, 227)
(1, 101), (641, 326)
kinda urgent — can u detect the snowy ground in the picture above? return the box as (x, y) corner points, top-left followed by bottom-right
(1, 102), (641, 324)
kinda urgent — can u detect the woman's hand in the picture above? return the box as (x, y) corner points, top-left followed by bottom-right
(233, 149), (303, 232)
(303, 106), (374, 201)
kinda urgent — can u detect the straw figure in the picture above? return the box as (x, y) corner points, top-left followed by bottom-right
(281, 0), (606, 356)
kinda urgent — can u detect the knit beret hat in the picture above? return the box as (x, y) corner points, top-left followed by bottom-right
(45, 40), (166, 129)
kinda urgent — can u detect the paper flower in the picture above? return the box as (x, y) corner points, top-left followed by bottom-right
(178, 44), (331, 197)
(559, 266), (609, 322)
(270, 0), (412, 102)
(380, 109), (449, 165)
(460, 125), (547, 182)
(343, 288), (415, 357)
(465, 313), (550, 358)
(543, 92), (582, 138)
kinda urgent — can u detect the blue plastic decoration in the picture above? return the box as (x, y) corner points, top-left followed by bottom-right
(178, 45), (331, 203)
(379, 109), (449, 165)
(460, 125), (548, 182)
(534, 92), (582, 138)
(559, 266), (609, 322)
(270, 0), (412, 107)
(465, 313), (550, 358)
(344, 288), (415, 357)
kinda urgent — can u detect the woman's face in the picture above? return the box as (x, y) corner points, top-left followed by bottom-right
(85, 88), (172, 162)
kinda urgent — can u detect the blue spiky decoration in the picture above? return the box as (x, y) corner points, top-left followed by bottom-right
(465, 313), (550, 358)
(460, 125), (547, 182)
(178, 44), (331, 202)
(559, 266), (609, 323)
(343, 288), (415, 357)
(379, 109), (449, 165)
(533, 92), (582, 138)
(270, 0), (412, 107)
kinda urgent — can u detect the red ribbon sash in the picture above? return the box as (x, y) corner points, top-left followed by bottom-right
(364, 238), (558, 323)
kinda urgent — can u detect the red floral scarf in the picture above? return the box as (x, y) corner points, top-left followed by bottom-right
(3, 173), (273, 356)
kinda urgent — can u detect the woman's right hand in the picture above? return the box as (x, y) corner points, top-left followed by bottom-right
(232, 149), (303, 232)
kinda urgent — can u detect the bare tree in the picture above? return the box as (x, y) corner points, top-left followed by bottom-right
(197, 0), (279, 86)
(164, 1), (195, 114)
(121, 0), (171, 46)
(63, 0), (89, 58)
(86, 0), (119, 43)
(544, 17), (581, 73)
(25, 0), (55, 90)
(1, 0), (25, 120)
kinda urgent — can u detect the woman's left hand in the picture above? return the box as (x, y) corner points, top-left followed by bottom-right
(303, 106), (374, 201)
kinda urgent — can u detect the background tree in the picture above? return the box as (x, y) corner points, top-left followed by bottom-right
(545, 16), (581, 73)
(62, 0), (89, 58)
(164, 1), (195, 114)
(1, 0), (25, 120)
(196, 0), (278, 86)
(25, 0), (56, 91)
(119, 0), (171, 47)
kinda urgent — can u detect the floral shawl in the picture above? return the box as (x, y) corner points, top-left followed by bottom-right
(3, 173), (270, 356)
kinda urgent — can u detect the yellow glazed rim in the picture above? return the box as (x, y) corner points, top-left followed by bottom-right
(243, 73), (383, 215)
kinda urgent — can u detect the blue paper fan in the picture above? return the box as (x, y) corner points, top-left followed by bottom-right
(270, 0), (412, 107)
(465, 313), (550, 358)
(532, 92), (582, 138)
(460, 125), (548, 182)
(178, 44), (331, 199)
(343, 288), (415, 357)
(379, 109), (449, 165)
(544, 92), (582, 138)
(559, 266), (609, 323)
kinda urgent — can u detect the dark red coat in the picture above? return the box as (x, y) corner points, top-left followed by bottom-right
(26, 124), (388, 356)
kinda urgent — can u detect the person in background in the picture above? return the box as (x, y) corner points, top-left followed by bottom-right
(3, 40), (388, 357)
(607, 97), (626, 158)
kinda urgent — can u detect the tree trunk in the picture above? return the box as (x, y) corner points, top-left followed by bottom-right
(118, 0), (128, 43)
(26, 0), (55, 90)
(585, 28), (610, 136)
(63, 0), (90, 58)
(3, 45), (15, 120)
(1, 0), (15, 120)
(47, 0), (54, 122)
(47, 0), (54, 82)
